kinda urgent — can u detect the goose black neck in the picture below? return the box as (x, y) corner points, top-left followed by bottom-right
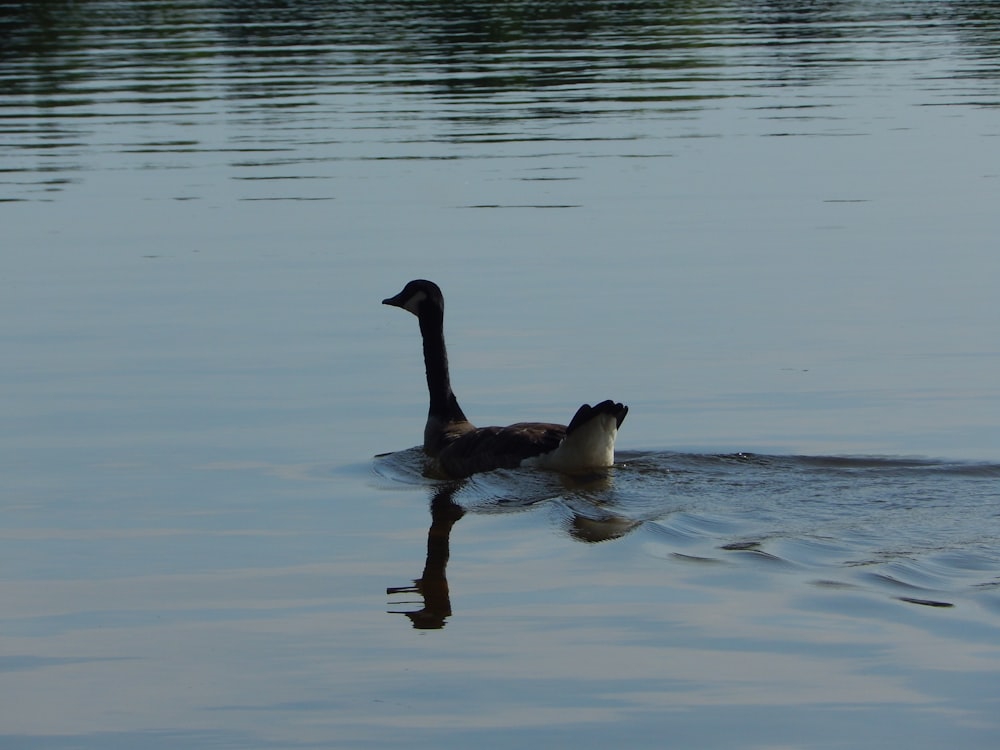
(418, 305), (468, 423)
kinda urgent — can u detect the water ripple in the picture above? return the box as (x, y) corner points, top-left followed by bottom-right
(373, 448), (1000, 603)
(4, 1), (1000, 200)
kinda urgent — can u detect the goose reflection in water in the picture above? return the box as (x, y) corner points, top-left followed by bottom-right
(386, 484), (465, 630)
(386, 473), (641, 630)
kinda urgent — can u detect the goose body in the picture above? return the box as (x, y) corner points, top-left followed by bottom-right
(383, 279), (628, 479)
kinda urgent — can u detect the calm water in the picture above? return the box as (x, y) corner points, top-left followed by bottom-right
(3, 2), (1000, 748)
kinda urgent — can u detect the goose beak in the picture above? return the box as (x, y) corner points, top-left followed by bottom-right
(382, 284), (427, 315)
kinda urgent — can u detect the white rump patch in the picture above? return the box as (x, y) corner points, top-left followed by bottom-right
(530, 413), (619, 473)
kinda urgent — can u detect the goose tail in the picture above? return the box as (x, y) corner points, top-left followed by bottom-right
(535, 400), (628, 473)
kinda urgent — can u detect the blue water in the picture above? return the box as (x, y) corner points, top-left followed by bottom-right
(2, 2), (1000, 748)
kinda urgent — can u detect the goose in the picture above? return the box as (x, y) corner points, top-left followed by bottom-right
(382, 279), (628, 479)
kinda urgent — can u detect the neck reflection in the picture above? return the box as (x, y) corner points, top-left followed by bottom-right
(387, 483), (465, 630)
(387, 471), (641, 630)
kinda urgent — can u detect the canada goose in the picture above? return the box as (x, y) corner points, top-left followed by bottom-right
(382, 279), (628, 479)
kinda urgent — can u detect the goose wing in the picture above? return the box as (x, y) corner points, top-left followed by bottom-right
(433, 422), (566, 479)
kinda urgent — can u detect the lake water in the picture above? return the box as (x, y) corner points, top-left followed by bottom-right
(3, 1), (1000, 748)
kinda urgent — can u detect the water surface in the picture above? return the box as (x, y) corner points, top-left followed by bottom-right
(2, 2), (1000, 748)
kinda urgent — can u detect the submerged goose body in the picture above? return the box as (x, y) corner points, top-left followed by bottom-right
(383, 279), (628, 479)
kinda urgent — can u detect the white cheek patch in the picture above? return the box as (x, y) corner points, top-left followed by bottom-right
(403, 290), (427, 314)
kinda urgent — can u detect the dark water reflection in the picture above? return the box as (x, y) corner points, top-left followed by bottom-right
(6, 1), (1000, 89)
(387, 484), (465, 629)
(4, 0), (1000, 199)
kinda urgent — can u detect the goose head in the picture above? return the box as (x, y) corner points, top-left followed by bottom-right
(382, 279), (444, 318)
